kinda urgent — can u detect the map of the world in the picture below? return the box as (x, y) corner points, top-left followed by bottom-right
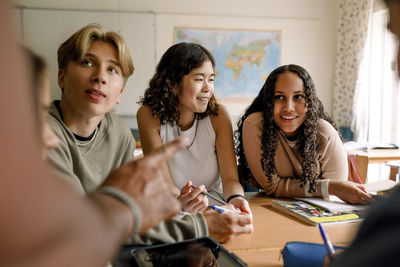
(175, 27), (281, 100)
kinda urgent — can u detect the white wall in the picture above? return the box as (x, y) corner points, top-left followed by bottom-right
(15, 0), (339, 128)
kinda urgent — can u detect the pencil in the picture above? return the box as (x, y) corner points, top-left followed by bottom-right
(190, 185), (228, 206)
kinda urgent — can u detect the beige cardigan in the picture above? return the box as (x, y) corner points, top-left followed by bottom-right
(242, 112), (348, 197)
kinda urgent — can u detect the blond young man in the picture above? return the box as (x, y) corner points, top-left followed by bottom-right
(47, 24), (136, 192)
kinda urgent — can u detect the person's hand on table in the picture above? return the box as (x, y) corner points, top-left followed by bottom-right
(228, 196), (252, 216)
(329, 180), (372, 204)
(204, 205), (253, 243)
(178, 181), (209, 213)
(101, 137), (187, 235)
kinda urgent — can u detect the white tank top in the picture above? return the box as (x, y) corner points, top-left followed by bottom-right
(160, 116), (222, 196)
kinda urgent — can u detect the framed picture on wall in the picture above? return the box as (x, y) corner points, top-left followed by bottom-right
(174, 27), (281, 103)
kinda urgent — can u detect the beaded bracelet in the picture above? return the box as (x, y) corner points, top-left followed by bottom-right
(226, 194), (245, 203)
(96, 186), (142, 236)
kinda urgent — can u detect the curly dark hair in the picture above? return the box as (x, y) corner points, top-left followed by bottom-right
(234, 64), (340, 193)
(138, 42), (219, 124)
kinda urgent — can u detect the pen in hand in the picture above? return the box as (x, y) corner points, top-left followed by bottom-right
(212, 205), (241, 214)
(318, 223), (335, 256)
(190, 185), (229, 206)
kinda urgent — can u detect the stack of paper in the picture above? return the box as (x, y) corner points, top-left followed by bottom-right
(344, 141), (399, 151)
(294, 196), (369, 212)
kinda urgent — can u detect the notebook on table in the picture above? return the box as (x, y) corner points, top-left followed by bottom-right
(293, 180), (397, 213)
(271, 199), (363, 226)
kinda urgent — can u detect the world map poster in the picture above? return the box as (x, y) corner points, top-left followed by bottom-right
(174, 27), (281, 101)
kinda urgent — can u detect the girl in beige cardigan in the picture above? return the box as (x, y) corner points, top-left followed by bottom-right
(235, 64), (371, 204)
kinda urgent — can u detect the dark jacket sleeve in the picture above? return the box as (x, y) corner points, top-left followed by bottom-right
(125, 212), (208, 245)
(332, 186), (400, 267)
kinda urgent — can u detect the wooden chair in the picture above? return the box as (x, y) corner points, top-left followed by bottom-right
(386, 160), (400, 181)
(348, 154), (366, 184)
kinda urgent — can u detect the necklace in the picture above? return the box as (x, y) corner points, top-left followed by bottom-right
(177, 119), (199, 150)
(75, 126), (99, 146)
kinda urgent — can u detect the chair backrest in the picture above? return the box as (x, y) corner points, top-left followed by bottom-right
(348, 154), (364, 184)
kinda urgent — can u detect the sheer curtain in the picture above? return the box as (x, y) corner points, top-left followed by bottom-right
(347, 5), (399, 145)
(362, 9), (399, 145)
(333, 0), (373, 138)
(333, 0), (399, 144)
(341, 5), (400, 182)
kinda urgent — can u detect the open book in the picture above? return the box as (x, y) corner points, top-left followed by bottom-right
(293, 180), (397, 212)
(271, 200), (362, 226)
(294, 196), (369, 212)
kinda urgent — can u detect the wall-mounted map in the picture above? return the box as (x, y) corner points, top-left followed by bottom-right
(174, 27), (281, 101)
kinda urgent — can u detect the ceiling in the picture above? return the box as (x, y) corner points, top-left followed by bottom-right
(13, 0), (325, 19)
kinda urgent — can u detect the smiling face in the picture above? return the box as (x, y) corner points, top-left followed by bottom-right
(58, 41), (124, 119)
(273, 71), (308, 138)
(177, 60), (215, 117)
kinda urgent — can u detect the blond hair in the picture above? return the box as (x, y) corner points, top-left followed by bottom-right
(57, 23), (134, 84)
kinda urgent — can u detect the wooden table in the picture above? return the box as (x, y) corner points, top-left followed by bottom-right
(347, 149), (400, 182)
(223, 193), (360, 267)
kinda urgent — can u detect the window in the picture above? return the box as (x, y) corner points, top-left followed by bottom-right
(365, 9), (399, 144)
(358, 8), (400, 181)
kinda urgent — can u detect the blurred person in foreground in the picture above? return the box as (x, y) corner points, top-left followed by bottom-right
(0, 1), (184, 266)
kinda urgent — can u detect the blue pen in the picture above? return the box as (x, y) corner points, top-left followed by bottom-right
(211, 205), (241, 214)
(318, 223), (335, 256)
